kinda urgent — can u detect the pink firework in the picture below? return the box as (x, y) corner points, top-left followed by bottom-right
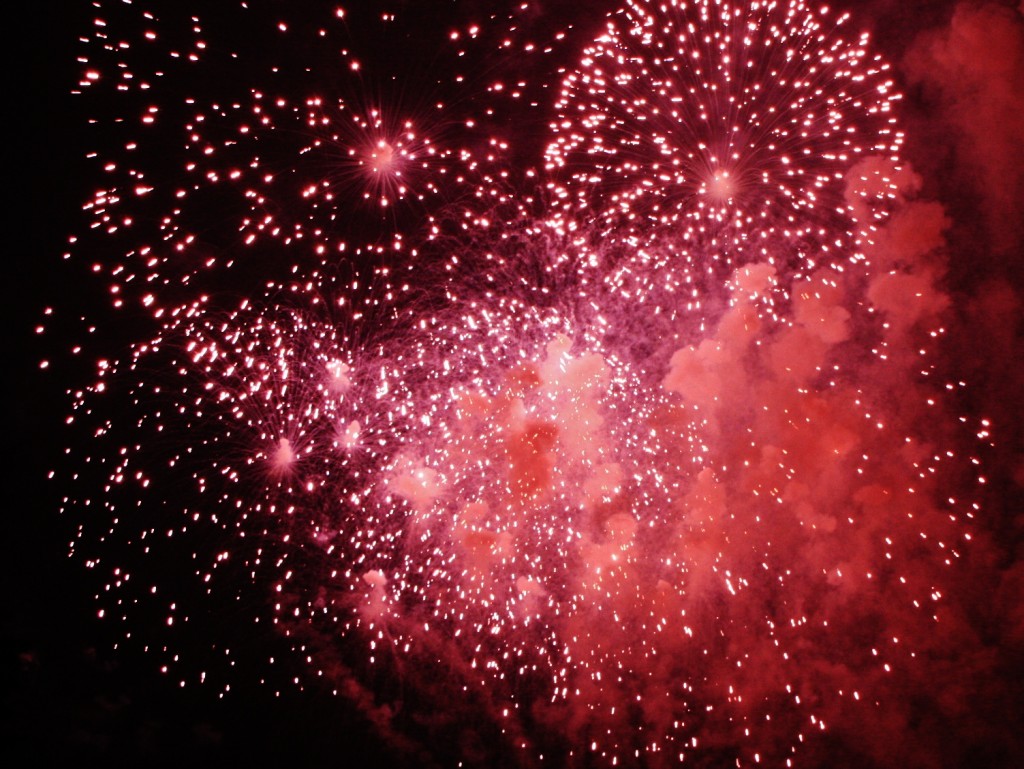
(545, 0), (902, 276)
(53, 1), (1001, 768)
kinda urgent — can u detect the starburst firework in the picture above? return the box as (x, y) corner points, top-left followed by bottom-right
(55, 1), (986, 767)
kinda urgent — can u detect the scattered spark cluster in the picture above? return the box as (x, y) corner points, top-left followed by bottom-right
(55, 1), (984, 766)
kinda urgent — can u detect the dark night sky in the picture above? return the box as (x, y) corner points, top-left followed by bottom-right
(8, 1), (1023, 767)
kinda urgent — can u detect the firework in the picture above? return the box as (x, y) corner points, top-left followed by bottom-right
(546, 0), (906, 299)
(57, 1), (985, 767)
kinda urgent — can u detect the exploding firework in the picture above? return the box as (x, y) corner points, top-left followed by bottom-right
(55, 1), (989, 767)
(544, 0), (903, 275)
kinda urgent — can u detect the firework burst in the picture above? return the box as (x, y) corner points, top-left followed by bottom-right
(56, 1), (988, 767)
(545, 0), (902, 277)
